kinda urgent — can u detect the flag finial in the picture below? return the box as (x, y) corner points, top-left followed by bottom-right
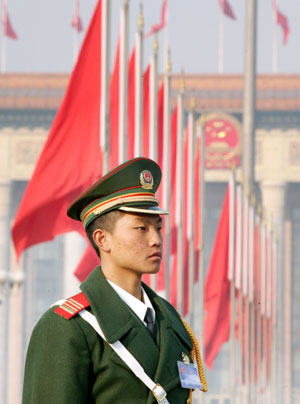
(166, 48), (171, 73)
(180, 69), (185, 93)
(251, 192), (256, 207)
(153, 35), (158, 53)
(138, 2), (144, 30)
(190, 93), (196, 111)
(200, 110), (206, 128)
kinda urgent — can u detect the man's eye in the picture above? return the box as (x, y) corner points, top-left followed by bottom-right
(157, 226), (163, 231)
(136, 226), (146, 231)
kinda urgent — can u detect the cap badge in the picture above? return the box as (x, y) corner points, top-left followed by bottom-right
(140, 170), (154, 190)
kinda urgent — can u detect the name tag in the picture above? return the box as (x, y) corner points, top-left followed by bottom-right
(177, 361), (203, 390)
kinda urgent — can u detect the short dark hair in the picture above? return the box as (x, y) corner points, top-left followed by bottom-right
(86, 210), (124, 257)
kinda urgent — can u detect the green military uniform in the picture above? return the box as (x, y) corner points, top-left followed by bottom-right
(22, 267), (194, 403)
(22, 158), (206, 403)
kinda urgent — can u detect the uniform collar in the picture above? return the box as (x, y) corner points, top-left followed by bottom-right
(107, 279), (155, 324)
(80, 266), (192, 351)
(80, 267), (144, 343)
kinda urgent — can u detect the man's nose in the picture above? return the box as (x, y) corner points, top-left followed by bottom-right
(149, 227), (162, 246)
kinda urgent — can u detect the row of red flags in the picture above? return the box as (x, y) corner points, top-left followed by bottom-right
(219, 0), (290, 44)
(205, 175), (277, 379)
(11, 0), (277, 373)
(2, 0), (290, 45)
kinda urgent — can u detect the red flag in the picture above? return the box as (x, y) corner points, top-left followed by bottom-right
(272, 0), (290, 44)
(109, 37), (120, 170)
(74, 244), (99, 282)
(145, 0), (168, 38)
(74, 44), (137, 282)
(218, 0), (236, 20)
(204, 186), (230, 369)
(71, 0), (84, 33)
(2, 1), (18, 39)
(11, 1), (102, 259)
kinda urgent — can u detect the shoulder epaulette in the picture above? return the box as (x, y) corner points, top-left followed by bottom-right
(54, 292), (90, 320)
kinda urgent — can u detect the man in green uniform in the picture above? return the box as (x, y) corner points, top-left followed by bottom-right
(22, 157), (206, 403)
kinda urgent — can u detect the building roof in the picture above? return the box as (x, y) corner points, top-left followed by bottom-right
(0, 73), (299, 111)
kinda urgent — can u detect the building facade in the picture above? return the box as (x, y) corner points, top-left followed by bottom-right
(0, 73), (299, 403)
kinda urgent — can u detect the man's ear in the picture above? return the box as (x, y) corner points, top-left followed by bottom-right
(93, 228), (111, 254)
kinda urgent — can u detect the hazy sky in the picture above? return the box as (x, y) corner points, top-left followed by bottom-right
(3, 0), (300, 74)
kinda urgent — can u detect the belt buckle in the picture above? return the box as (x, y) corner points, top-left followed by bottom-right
(152, 383), (167, 402)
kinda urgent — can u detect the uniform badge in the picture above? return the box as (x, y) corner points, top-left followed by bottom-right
(140, 170), (154, 190)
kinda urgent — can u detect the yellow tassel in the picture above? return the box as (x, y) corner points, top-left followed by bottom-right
(181, 318), (208, 394)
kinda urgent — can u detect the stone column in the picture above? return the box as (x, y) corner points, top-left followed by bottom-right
(6, 242), (25, 404)
(0, 180), (10, 404)
(260, 180), (286, 404)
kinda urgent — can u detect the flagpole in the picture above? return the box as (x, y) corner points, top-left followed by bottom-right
(272, 1), (278, 73)
(270, 229), (277, 404)
(162, 51), (171, 300)
(260, 218), (267, 404)
(1, 0), (7, 73)
(228, 168), (236, 404)
(187, 97), (195, 328)
(218, 7), (224, 74)
(255, 210), (261, 403)
(73, 0), (79, 64)
(118, 0), (129, 164)
(176, 77), (184, 314)
(134, 2), (143, 158)
(196, 112), (206, 404)
(242, 184), (250, 404)
(235, 183), (243, 401)
(198, 111), (205, 353)
(248, 194), (255, 402)
(149, 35), (158, 163)
(149, 35), (158, 292)
(100, 0), (110, 175)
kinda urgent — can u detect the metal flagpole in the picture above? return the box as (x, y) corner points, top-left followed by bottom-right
(73, 0), (79, 64)
(234, 183), (243, 401)
(243, 0), (257, 398)
(248, 194), (255, 403)
(162, 51), (171, 300)
(228, 168), (236, 404)
(255, 209), (262, 403)
(242, 184), (250, 404)
(134, 2), (143, 158)
(149, 35), (158, 292)
(260, 219), (267, 404)
(270, 229), (277, 404)
(266, 224), (272, 404)
(118, 0), (129, 164)
(1, 0), (7, 73)
(272, 0), (278, 73)
(197, 113), (206, 404)
(242, 0), (257, 192)
(176, 79), (184, 315)
(218, 7), (224, 74)
(100, 0), (110, 175)
(149, 36), (158, 163)
(187, 99), (195, 328)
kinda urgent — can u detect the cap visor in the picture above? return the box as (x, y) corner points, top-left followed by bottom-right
(118, 206), (168, 215)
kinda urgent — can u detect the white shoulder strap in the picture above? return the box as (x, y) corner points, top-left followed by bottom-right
(79, 309), (169, 404)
